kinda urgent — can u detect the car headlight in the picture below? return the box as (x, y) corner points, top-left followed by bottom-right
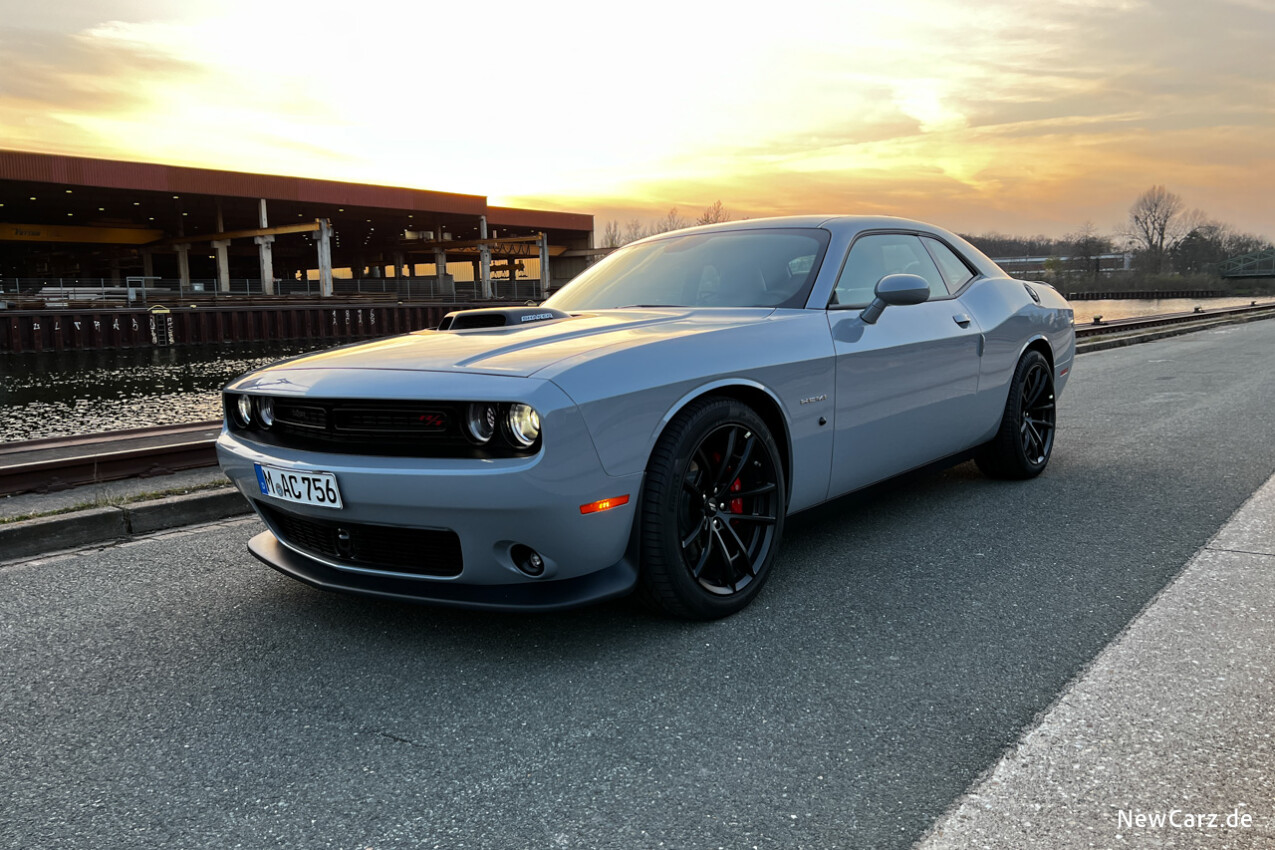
(506, 403), (541, 448)
(258, 396), (274, 428)
(235, 394), (253, 427)
(465, 402), (498, 444)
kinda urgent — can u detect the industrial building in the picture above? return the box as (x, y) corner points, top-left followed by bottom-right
(0, 150), (595, 301)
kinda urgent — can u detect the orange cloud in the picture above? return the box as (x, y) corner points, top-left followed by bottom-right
(2, 0), (1271, 241)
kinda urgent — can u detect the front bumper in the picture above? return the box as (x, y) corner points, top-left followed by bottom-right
(215, 381), (645, 610)
(246, 530), (637, 612)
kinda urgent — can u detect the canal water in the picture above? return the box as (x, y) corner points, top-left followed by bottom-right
(2, 296), (1273, 443)
(0, 342), (330, 443)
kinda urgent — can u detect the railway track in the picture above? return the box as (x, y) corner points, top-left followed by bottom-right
(0, 421), (221, 497)
(1074, 301), (1275, 336)
(4, 301), (1274, 497)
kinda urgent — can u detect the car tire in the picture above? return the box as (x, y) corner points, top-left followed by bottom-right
(975, 349), (1057, 480)
(637, 397), (786, 619)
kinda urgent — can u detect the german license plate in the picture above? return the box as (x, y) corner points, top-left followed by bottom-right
(254, 463), (343, 509)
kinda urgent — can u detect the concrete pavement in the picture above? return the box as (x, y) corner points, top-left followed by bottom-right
(5, 320), (1275, 848)
(916, 473), (1275, 849)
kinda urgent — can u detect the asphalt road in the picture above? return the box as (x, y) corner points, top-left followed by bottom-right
(4, 320), (1275, 850)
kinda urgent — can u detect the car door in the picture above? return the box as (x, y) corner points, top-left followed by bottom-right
(825, 232), (985, 498)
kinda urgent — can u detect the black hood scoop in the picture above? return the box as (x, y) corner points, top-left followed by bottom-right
(437, 306), (571, 331)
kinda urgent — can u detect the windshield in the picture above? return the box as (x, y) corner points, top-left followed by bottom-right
(545, 228), (831, 311)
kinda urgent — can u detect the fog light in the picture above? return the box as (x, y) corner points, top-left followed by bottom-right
(511, 544), (545, 577)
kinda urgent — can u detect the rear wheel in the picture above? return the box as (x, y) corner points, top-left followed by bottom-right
(638, 398), (785, 619)
(975, 349), (1056, 479)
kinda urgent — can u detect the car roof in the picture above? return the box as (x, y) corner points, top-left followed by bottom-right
(626, 215), (1005, 279)
(632, 214), (947, 239)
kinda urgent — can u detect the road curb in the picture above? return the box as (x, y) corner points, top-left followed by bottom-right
(126, 488), (253, 534)
(0, 487), (252, 562)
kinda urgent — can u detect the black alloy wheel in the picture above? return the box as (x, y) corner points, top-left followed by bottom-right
(1017, 357), (1056, 465)
(976, 349), (1057, 479)
(638, 398), (785, 619)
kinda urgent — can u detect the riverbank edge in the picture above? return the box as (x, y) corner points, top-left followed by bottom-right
(5, 308), (1274, 563)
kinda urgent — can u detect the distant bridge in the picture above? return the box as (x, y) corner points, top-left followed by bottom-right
(1216, 248), (1275, 279)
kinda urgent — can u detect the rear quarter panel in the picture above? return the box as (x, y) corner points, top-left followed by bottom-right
(960, 277), (1076, 440)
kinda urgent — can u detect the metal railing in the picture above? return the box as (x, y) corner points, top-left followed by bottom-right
(0, 276), (551, 304)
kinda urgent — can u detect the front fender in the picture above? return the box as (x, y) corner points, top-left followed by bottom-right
(547, 309), (836, 512)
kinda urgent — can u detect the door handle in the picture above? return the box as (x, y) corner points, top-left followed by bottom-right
(953, 313), (971, 327)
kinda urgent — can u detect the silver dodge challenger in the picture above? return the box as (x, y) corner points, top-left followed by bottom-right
(217, 216), (1074, 618)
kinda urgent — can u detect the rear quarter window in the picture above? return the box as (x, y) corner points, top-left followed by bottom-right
(922, 236), (976, 293)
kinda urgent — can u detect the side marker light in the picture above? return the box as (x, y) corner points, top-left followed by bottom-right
(580, 495), (630, 515)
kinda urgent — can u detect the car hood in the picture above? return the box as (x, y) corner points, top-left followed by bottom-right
(255, 308), (776, 378)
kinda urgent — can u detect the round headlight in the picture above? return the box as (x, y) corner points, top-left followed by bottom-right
(258, 397), (274, 428)
(236, 394), (253, 427)
(506, 403), (541, 448)
(465, 402), (498, 444)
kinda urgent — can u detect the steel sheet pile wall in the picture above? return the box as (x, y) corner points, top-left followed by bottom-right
(0, 304), (470, 352)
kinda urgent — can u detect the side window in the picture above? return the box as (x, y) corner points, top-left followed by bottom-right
(922, 236), (976, 293)
(832, 233), (947, 307)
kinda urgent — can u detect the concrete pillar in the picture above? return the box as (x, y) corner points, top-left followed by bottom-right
(538, 232), (549, 299)
(174, 243), (191, 291)
(109, 259), (122, 286)
(254, 199), (274, 295)
(212, 239), (231, 293)
(478, 215), (492, 299)
(434, 248), (452, 298)
(141, 250), (154, 281)
(256, 235), (275, 295)
(317, 219), (334, 297)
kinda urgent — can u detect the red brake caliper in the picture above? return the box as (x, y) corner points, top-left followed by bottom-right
(730, 477), (743, 514)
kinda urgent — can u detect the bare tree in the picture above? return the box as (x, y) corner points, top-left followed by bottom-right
(621, 219), (647, 245)
(961, 232), (1064, 258)
(649, 207), (690, 235)
(1065, 221), (1113, 281)
(1125, 185), (1188, 273)
(599, 220), (623, 248)
(696, 200), (731, 225)
(1172, 222), (1228, 273)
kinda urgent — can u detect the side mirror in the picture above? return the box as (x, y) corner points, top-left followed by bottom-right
(860, 273), (931, 324)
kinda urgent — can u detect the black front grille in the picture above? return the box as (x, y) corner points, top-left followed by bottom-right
(332, 406), (450, 434)
(225, 396), (538, 459)
(274, 402), (327, 430)
(259, 503), (463, 577)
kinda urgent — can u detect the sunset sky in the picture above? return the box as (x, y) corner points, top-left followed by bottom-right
(1, 0), (1271, 240)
